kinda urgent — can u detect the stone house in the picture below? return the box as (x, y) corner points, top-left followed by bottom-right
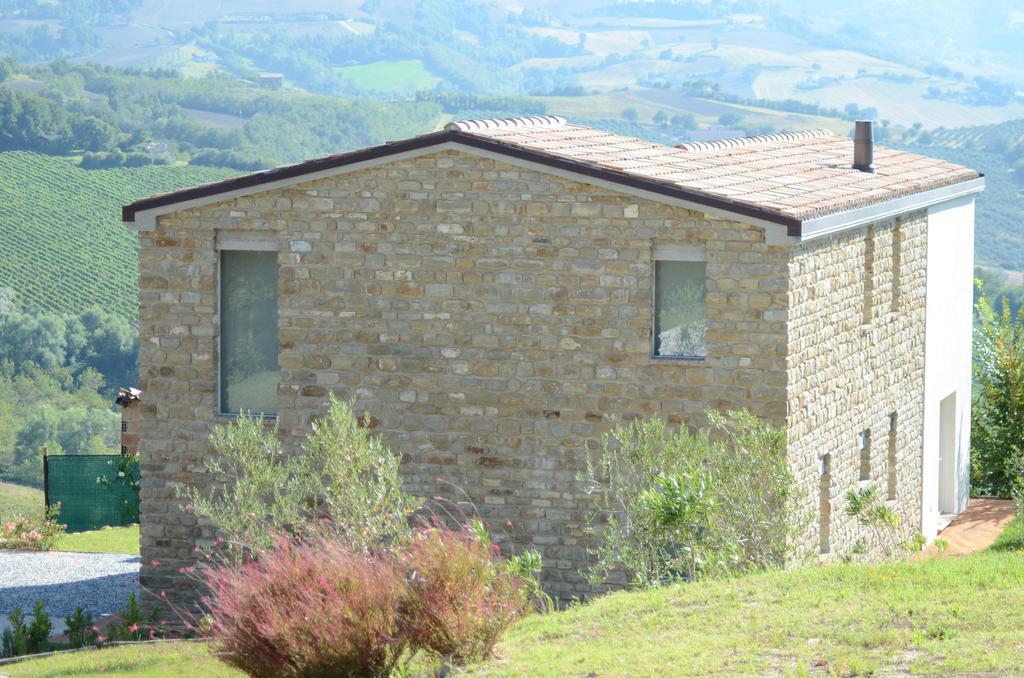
(123, 116), (983, 606)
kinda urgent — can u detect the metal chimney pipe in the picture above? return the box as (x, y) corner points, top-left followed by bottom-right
(853, 120), (875, 173)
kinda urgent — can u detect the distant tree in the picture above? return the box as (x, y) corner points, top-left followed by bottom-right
(122, 152), (155, 168)
(0, 362), (118, 486)
(621, 108), (638, 121)
(79, 150), (125, 169)
(0, 311), (68, 371)
(0, 57), (12, 83)
(671, 113), (698, 130)
(10, 402), (118, 484)
(718, 112), (742, 127)
(71, 117), (118, 152)
(653, 109), (669, 125)
(0, 307), (137, 393)
(69, 308), (138, 392)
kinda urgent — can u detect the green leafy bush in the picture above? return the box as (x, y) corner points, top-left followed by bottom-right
(1, 601), (52, 658)
(842, 484), (922, 560)
(973, 283), (1024, 504)
(184, 395), (543, 673)
(63, 608), (97, 649)
(179, 395), (416, 560)
(579, 410), (799, 587)
(106, 593), (161, 642)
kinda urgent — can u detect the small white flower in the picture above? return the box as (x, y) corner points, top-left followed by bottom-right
(118, 471), (125, 477)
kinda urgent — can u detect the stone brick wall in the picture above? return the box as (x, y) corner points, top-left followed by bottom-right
(119, 404), (140, 455)
(786, 211), (928, 560)
(135, 149), (791, 610)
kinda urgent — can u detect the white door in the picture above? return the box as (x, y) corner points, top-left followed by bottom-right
(938, 392), (957, 515)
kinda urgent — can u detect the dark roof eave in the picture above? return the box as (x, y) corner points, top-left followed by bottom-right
(121, 129), (804, 232)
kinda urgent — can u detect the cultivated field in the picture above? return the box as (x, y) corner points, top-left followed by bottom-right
(0, 481), (43, 521)
(334, 60), (441, 94)
(0, 153), (238, 321)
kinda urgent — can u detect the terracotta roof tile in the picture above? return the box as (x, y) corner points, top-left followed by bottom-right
(124, 115), (981, 230)
(446, 117), (978, 222)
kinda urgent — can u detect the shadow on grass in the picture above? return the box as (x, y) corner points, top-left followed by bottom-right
(989, 516), (1023, 552)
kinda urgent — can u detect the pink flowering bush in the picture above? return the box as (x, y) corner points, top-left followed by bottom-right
(0, 505), (65, 551)
(399, 523), (533, 664)
(200, 524), (538, 676)
(202, 534), (409, 678)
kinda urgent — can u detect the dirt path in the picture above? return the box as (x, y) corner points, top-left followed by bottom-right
(919, 497), (1016, 558)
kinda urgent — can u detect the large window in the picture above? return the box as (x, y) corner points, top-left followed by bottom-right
(220, 249), (279, 416)
(653, 257), (707, 358)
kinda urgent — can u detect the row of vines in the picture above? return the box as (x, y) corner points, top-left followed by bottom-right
(0, 152), (237, 321)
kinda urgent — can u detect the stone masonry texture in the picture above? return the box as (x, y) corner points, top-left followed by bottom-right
(787, 212), (927, 558)
(135, 149), (926, 612)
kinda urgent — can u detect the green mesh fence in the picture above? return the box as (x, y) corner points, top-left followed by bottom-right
(45, 455), (139, 533)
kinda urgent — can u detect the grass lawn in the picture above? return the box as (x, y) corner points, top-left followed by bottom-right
(4, 641), (240, 678)
(6, 522), (1022, 676)
(55, 524), (140, 555)
(990, 515), (1024, 552)
(469, 550), (1024, 676)
(334, 59), (441, 93)
(0, 481), (44, 521)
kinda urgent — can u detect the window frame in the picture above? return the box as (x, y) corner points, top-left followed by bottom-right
(650, 243), (707, 362)
(216, 233), (280, 419)
(859, 428), (872, 482)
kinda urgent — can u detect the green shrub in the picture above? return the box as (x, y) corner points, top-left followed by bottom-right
(973, 283), (1024, 505)
(64, 608), (97, 649)
(843, 484), (921, 560)
(179, 395), (416, 560)
(579, 410), (799, 587)
(1, 601), (51, 658)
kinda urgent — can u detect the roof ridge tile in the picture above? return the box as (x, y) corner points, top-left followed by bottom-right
(676, 129), (835, 152)
(445, 115), (567, 131)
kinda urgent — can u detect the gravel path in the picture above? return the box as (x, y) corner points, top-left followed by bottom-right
(0, 551), (139, 622)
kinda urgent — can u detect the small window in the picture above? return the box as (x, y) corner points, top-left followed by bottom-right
(819, 453), (831, 554)
(890, 221), (902, 312)
(653, 259), (707, 358)
(859, 429), (871, 481)
(863, 225), (875, 325)
(121, 420), (127, 432)
(220, 249), (279, 416)
(887, 413), (898, 499)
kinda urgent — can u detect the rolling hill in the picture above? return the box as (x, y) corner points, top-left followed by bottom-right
(0, 153), (238, 322)
(896, 118), (1024, 272)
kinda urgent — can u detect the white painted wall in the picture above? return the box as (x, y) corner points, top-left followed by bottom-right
(921, 195), (975, 538)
